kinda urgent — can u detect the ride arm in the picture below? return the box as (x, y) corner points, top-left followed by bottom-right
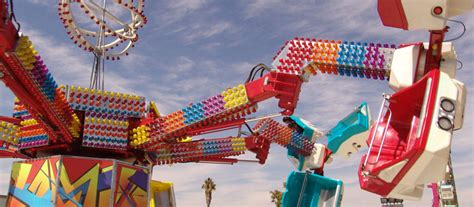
(144, 134), (270, 165)
(135, 35), (407, 153)
(272, 37), (396, 81)
(0, 13), (81, 147)
(143, 114), (321, 166)
(133, 71), (304, 150)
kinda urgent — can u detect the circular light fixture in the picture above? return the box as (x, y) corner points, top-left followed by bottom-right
(0, 72), (4, 78)
(438, 117), (453, 130)
(440, 99), (455, 112)
(58, 0), (147, 60)
(433, 6), (443, 15)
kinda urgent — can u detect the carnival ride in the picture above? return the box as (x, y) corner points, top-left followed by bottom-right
(0, 0), (472, 207)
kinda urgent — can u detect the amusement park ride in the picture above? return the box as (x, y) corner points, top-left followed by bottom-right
(0, 0), (472, 206)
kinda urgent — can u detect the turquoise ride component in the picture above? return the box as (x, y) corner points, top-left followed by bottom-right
(285, 116), (324, 171)
(282, 171), (343, 207)
(327, 102), (371, 158)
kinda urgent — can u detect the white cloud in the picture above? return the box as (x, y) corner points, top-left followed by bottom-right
(183, 21), (236, 43)
(151, 0), (239, 44)
(156, 0), (210, 26)
(25, 0), (48, 6)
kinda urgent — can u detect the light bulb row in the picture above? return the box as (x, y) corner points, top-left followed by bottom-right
(152, 138), (247, 163)
(255, 119), (314, 156)
(153, 151), (244, 165)
(14, 36), (82, 140)
(132, 83), (252, 147)
(0, 121), (20, 144)
(65, 85), (146, 118)
(18, 123), (49, 149)
(273, 37), (396, 81)
(82, 112), (129, 150)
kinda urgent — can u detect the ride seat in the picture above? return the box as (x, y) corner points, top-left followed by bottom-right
(365, 122), (407, 168)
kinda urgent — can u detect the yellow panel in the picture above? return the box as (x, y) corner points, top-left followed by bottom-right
(28, 161), (53, 197)
(222, 84), (249, 109)
(59, 164), (100, 207)
(150, 101), (161, 117)
(149, 180), (173, 192)
(12, 163), (32, 190)
(102, 165), (114, 173)
(177, 137), (192, 143)
(98, 189), (111, 207)
(149, 180), (174, 207)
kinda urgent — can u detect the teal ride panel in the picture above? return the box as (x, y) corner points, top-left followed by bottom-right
(282, 171), (343, 207)
(286, 116), (316, 171)
(288, 116), (316, 140)
(327, 102), (370, 154)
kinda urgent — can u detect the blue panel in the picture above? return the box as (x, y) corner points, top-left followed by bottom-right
(9, 184), (54, 207)
(97, 170), (113, 191)
(183, 102), (205, 125)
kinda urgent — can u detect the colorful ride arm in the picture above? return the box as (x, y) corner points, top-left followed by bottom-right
(252, 116), (327, 171)
(271, 35), (463, 94)
(253, 117), (321, 158)
(143, 114), (320, 166)
(0, 24), (81, 150)
(0, 6), (81, 151)
(133, 36), (404, 151)
(133, 71), (304, 150)
(272, 37), (396, 81)
(144, 134), (270, 165)
(130, 37), (389, 167)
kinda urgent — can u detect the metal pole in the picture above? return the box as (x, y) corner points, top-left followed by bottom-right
(246, 113), (282, 123)
(363, 94), (389, 170)
(297, 171), (310, 207)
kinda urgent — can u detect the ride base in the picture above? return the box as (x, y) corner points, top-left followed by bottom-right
(6, 155), (153, 207)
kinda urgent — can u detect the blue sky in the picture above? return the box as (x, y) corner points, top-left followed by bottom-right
(0, 1), (472, 206)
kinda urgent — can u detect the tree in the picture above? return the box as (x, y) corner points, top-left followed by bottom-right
(202, 177), (216, 207)
(270, 182), (285, 207)
(270, 190), (283, 207)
